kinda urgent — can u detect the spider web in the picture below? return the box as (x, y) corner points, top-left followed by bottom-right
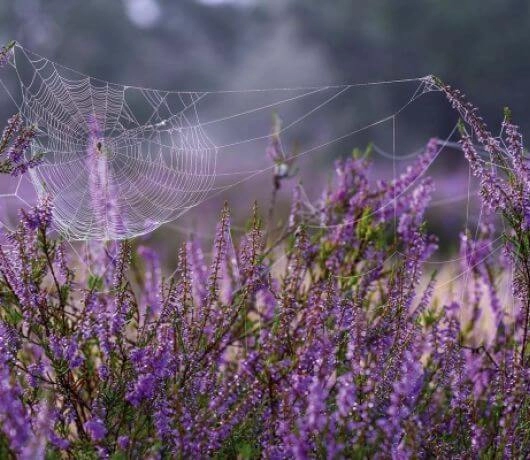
(2, 43), (217, 240)
(0, 42), (435, 241)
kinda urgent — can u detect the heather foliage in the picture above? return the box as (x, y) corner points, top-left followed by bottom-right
(0, 43), (42, 177)
(0, 112), (42, 176)
(0, 81), (530, 459)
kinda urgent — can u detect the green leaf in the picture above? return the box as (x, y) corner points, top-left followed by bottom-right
(237, 443), (255, 459)
(88, 274), (103, 291)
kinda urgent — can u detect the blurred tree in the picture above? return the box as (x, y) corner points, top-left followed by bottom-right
(285, 0), (530, 132)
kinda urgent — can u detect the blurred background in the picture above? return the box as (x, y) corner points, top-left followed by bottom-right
(0, 0), (526, 264)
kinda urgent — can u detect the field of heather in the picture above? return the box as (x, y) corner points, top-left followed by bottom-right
(0, 2), (529, 459)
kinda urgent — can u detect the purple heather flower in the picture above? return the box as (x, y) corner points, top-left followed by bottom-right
(98, 364), (109, 381)
(49, 335), (84, 369)
(0, 114), (22, 148)
(26, 362), (44, 388)
(54, 242), (70, 284)
(49, 432), (70, 450)
(22, 196), (53, 230)
(84, 418), (107, 442)
(187, 238), (208, 305)
(305, 378), (328, 431)
(8, 125), (35, 163)
(86, 114), (124, 238)
(0, 113), (42, 177)
(335, 374), (356, 419)
(0, 41), (13, 68)
(435, 79), (500, 153)
(117, 435), (130, 450)
(138, 245), (162, 317)
(127, 373), (156, 406)
(0, 325), (32, 453)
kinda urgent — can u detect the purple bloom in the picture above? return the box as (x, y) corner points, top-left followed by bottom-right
(86, 114), (125, 238)
(22, 196), (52, 230)
(0, 41), (14, 68)
(138, 245), (162, 317)
(50, 432), (70, 450)
(0, 112), (41, 177)
(8, 125), (35, 164)
(84, 418), (107, 442)
(0, 114), (22, 148)
(117, 435), (130, 450)
(127, 373), (156, 406)
(0, 325), (32, 453)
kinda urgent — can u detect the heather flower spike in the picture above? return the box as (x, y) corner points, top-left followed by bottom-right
(0, 113), (42, 176)
(0, 40), (15, 69)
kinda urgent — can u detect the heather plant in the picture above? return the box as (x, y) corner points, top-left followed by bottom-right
(0, 43), (42, 176)
(0, 78), (530, 459)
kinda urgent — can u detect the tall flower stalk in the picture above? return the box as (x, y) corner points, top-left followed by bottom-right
(86, 115), (124, 239)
